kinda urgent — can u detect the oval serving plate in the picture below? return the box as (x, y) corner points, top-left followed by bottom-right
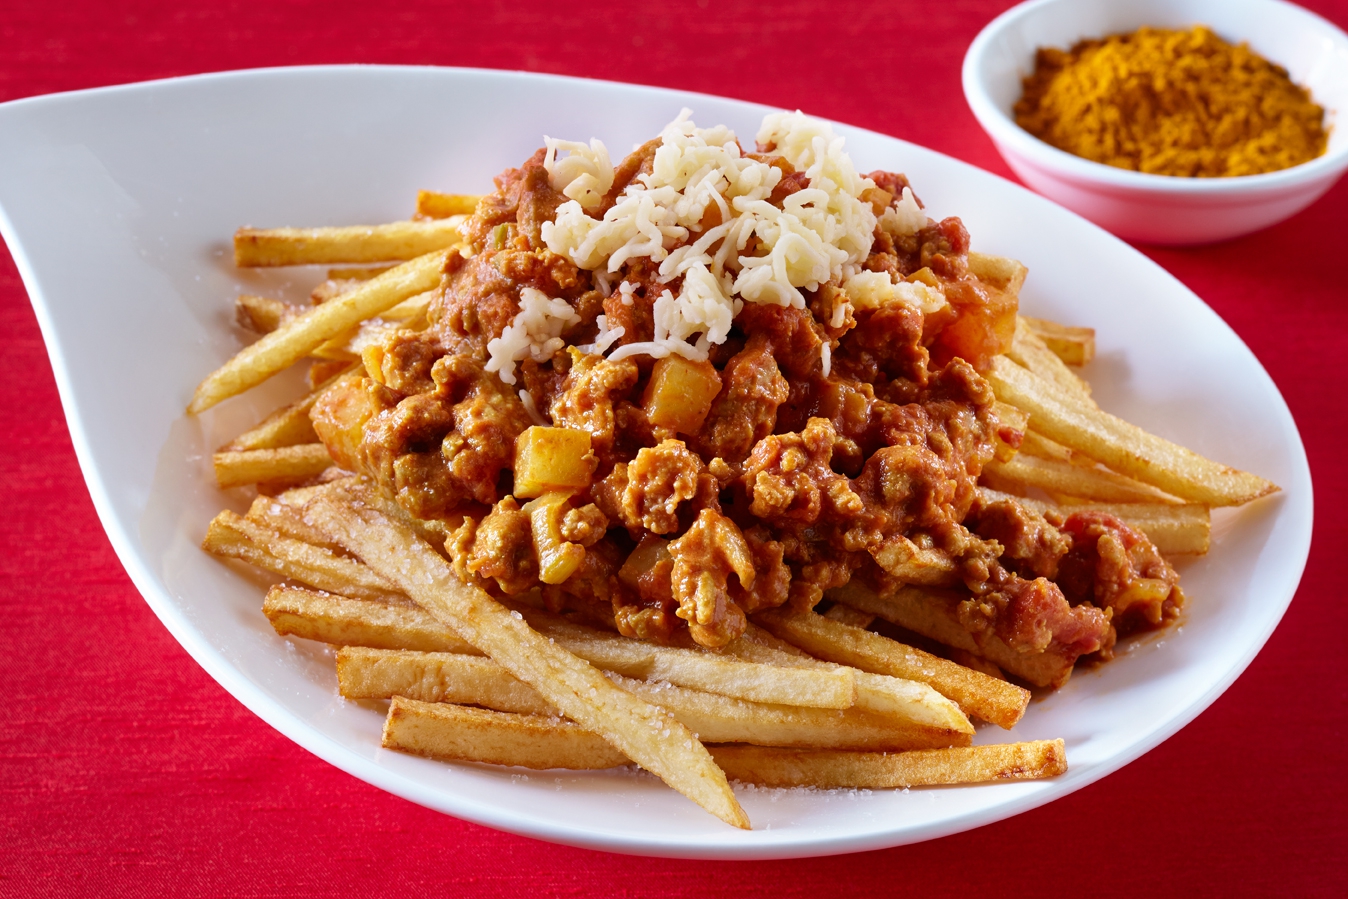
(0, 66), (1311, 859)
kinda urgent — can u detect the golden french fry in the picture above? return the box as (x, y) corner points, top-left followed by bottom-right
(268, 579), (857, 710)
(188, 250), (449, 413)
(416, 191), (482, 219)
(822, 603), (876, 629)
(967, 252), (1028, 296)
(225, 369), (358, 452)
(517, 606), (857, 710)
(266, 586), (478, 652)
(717, 626), (972, 733)
(1008, 316), (1092, 401)
(202, 511), (403, 602)
(1020, 315), (1095, 366)
(382, 699), (1061, 786)
(710, 740), (1067, 788)
(213, 444), (333, 489)
(248, 496), (344, 550)
(235, 294), (300, 334)
(326, 266), (395, 282)
(311, 318), (405, 362)
(303, 486), (749, 829)
(234, 217), (467, 267)
(982, 451), (1183, 505)
(754, 606), (1030, 729)
(342, 647), (969, 752)
(379, 290), (436, 322)
(829, 581), (1078, 689)
(340, 648), (546, 710)
(383, 698), (629, 770)
(987, 356), (1278, 506)
(1018, 429), (1082, 465)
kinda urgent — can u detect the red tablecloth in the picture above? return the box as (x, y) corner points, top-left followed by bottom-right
(2, 1), (1344, 895)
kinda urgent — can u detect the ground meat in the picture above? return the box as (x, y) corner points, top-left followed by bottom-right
(730, 526), (792, 614)
(966, 493), (1073, 580)
(601, 139), (661, 214)
(550, 351), (640, 463)
(1056, 511), (1184, 633)
(434, 248), (585, 353)
(667, 509), (757, 647)
(621, 439), (704, 534)
(692, 335), (788, 464)
(835, 302), (929, 386)
(741, 418), (863, 524)
(561, 503), (609, 546)
(957, 573), (1111, 657)
(309, 144), (1181, 664)
(455, 497), (536, 595)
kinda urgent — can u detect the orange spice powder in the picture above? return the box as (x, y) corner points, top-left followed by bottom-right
(1014, 26), (1328, 177)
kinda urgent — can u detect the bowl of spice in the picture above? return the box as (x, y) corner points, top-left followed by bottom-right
(963, 0), (1348, 244)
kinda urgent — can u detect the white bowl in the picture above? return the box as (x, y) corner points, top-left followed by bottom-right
(0, 66), (1312, 857)
(963, 0), (1348, 244)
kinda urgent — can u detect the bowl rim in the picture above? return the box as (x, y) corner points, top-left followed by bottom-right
(962, 0), (1348, 195)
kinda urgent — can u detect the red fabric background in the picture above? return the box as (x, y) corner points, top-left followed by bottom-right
(2, 1), (1345, 895)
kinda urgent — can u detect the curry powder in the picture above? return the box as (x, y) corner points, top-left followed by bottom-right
(1014, 26), (1327, 177)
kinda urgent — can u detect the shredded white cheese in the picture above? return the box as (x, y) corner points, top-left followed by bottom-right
(540, 109), (881, 361)
(544, 137), (614, 210)
(484, 110), (927, 382)
(485, 287), (581, 385)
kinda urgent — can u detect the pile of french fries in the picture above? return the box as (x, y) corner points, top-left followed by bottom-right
(190, 187), (1273, 828)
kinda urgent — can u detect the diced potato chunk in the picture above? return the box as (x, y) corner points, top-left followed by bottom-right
(642, 356), (722, 435)
(523, 491), (586, 585)
(513, 426), (596, 498)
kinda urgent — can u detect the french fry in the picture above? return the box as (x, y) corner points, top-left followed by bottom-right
(754, 606), (1030, 729)
(710, 740), (1067, 788)
(213, 444), (333, 489)
(982, 451), (1183, 505)
(382, 699), (1063, 786)
(829, 582), (1078, 689)
(340, 648), (547, 710)
(717, 626), (973, 733)
(326, 266), (395, 281)
(518, 607), (857, 709)
(1020, 315), (1095, 366)
(967, 252), (1028, 296)
(266, 586), (478, 653)
(822, 603), (876, 629)
(267, 580), (857, 710)
(615, 673), (968, 751)
(233, 217), (467, 267)
(303, 486), (749, 829)
(235, 294), (300, 334)
(987, 356), (1278, 507)
(311, 318), (404, 362)
(1007, 316), (1092, 401)
(308, 359), (352, 389)
(1017, 429), (1082, 465)
(202, 511), (404, 603)
(416, 191), (482, 219)
(188, 250), (450, 413)
(225, 368), (358, 452)
(342, 647), (969, 752)
(248, 496), (344, 550)
(379, 290), (436, 322)
(384, 699), (628, 770)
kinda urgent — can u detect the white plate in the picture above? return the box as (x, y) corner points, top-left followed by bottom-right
(0, 66), (1311, 859)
